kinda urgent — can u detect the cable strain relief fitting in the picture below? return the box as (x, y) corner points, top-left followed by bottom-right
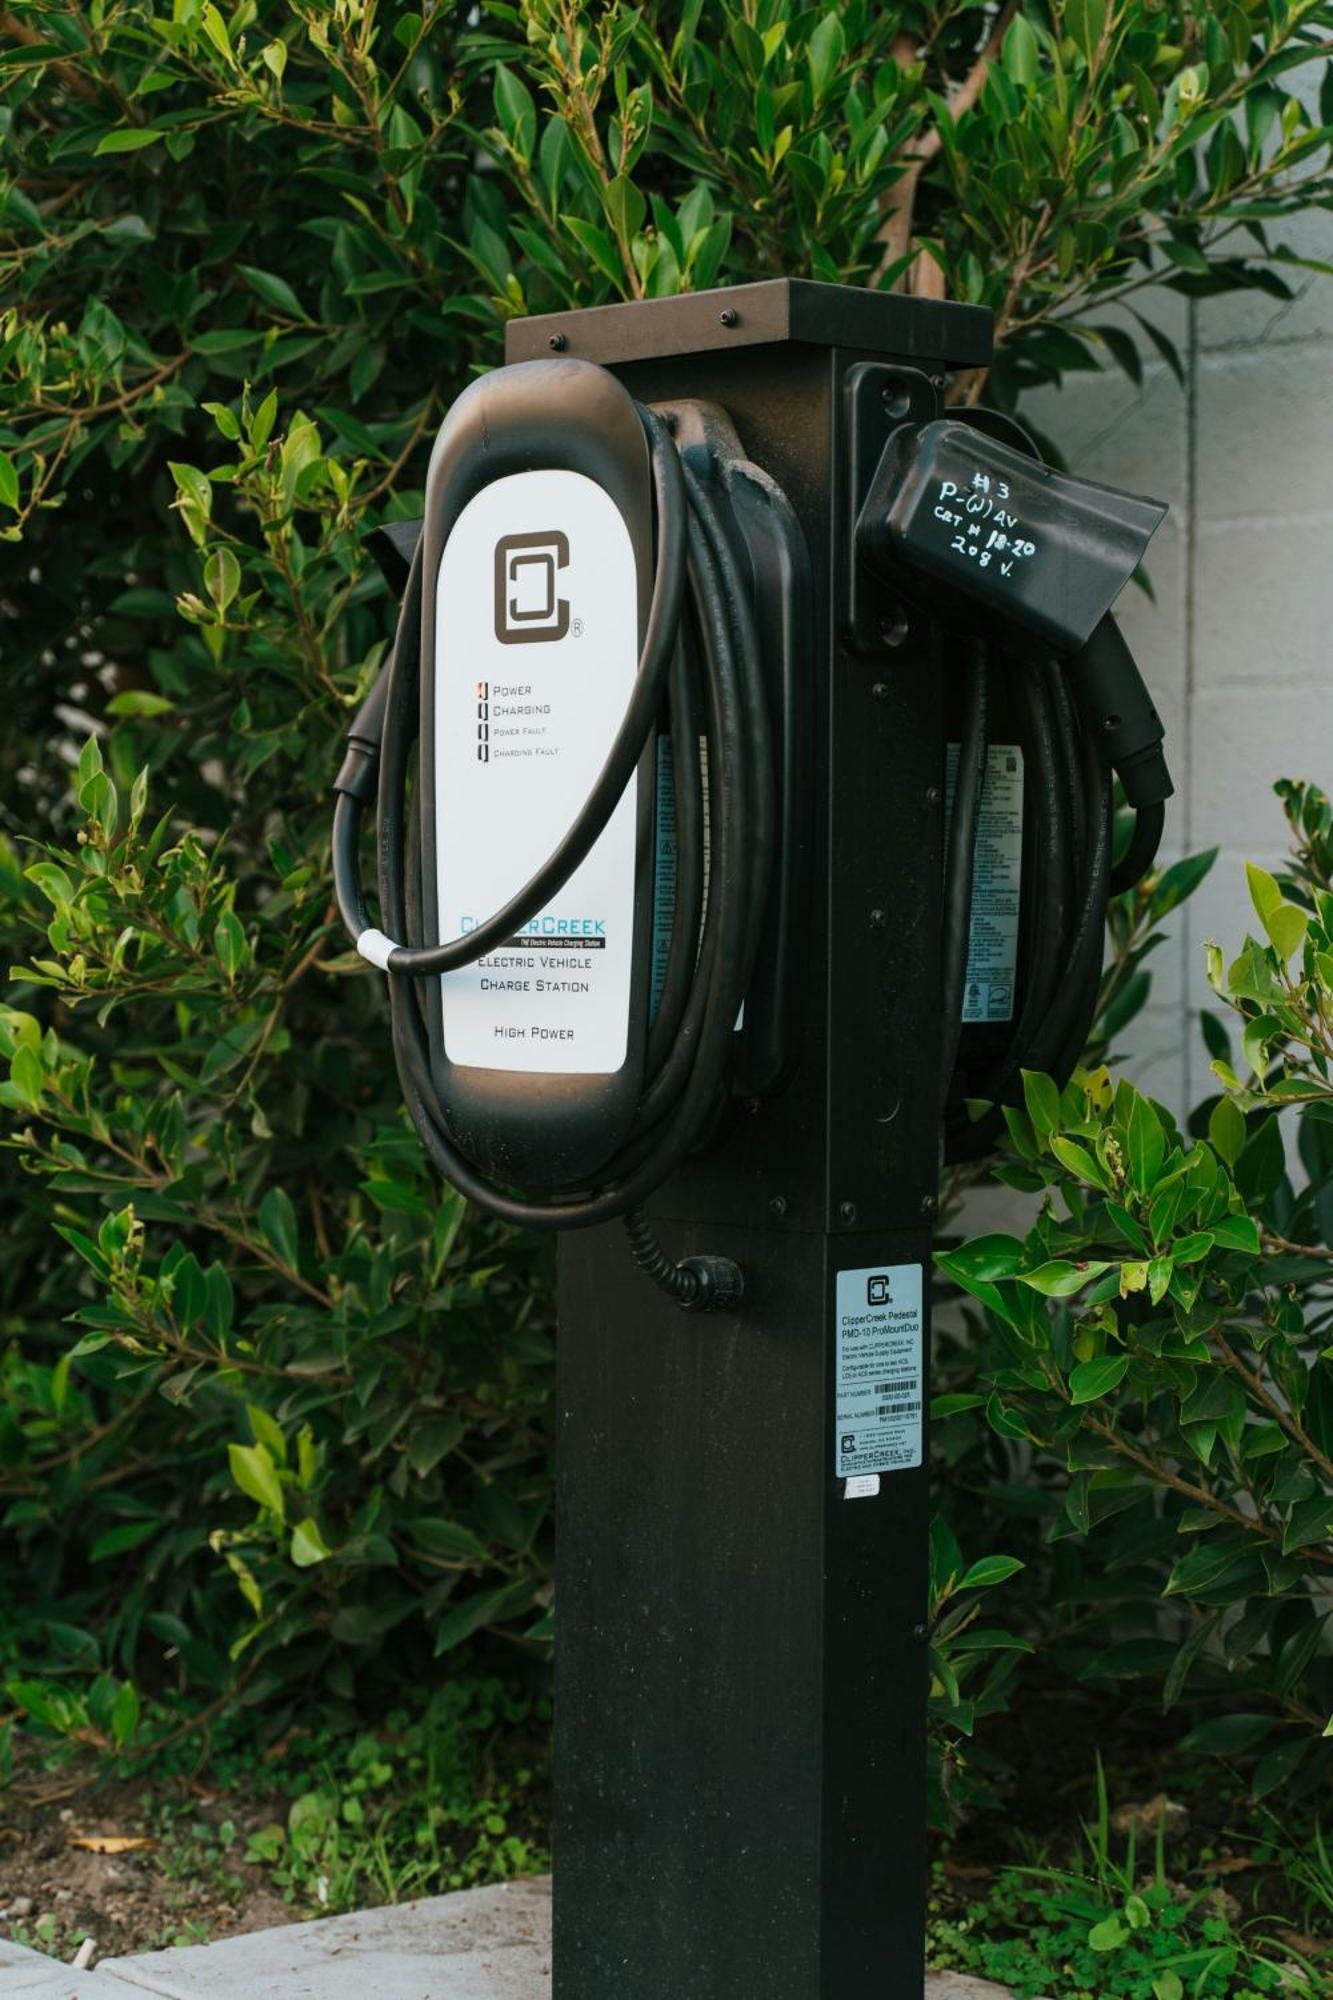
(677, 1255), (745, 1314)
(1116, 743), (1174, 810)
(332, 738), (380, 803)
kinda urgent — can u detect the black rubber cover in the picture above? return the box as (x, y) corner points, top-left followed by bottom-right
(857, 418), (1166, 653)
(416, 359), (655, 1189)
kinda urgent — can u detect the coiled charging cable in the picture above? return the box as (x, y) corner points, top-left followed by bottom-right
(332, 406), (771, 1305)
(940, 624), (1165, 1153)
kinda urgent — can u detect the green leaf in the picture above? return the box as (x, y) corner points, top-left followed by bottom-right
(89, 1520), (158, 1561)
(94, 127), (164, 154)
(204, 546), (241, 612)
(238, 264), (310, 321)
(1208, 1096), (1246, 1168)
(937, 1233), (1024, 1283)
(602, 175), (646, 246)
(1002, 13), (1039, 86)
(407, 1416), (466, 1477)
(1180, 1711), (1273, 1754)
(110, 1680), (140, 1747)
(1151, 848), (1217, 918)
(1124, 1092), (1166, 1193)
(9, 1044), (45, 1109)
(258, 1185), (300, 1270)
(494, 66), (537, 165)
(958, 1554), (1025, 1591)
(1264, 900), (1308, 964)
(413, 1518), (488, 1561)
(807, 12), (845, 97)
(432, 1581), (534, 1656)
(1245, 860), (1283, 926)
(1235, 1115), (1285, 1203)
(212, 909), (247, 980)
(291, 1518), (332, 1567)
(1166, 1542), (1260, 1601)
(249, 388), (279, 450)
(247, 1403), (287, 1465)
(1066, 0), (1109, 63)
(0, 454), (18, 511)
(199, 3), (233, 64)
(560, 217), (623, 287)
(1050, 1136), (1111, 1189)
(1019, 1259), (1111, 1296)
(1069, 1355), (1130, 1403)
(106, 689), (175, 717)
(1211, 1212), (1260, 1255)
(192, 329), (258, 356)
(228, 1441), (286, 1518)
(1021, 1069), (1061, 1142)
(1282, 1495), (1333, 1554)
(1088, 1915), (1127, 1952)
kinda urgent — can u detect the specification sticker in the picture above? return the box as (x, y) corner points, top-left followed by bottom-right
(945, 741), (1024, 1024)
(835, 1264), (924, 1479)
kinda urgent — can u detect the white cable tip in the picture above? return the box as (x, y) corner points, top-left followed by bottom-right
(356, 928), (399, 970)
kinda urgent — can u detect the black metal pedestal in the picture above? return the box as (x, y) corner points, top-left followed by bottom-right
(505, 282), (993, 2000)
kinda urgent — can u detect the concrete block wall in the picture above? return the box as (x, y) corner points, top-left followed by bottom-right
(1022, 219), (1333, 1123)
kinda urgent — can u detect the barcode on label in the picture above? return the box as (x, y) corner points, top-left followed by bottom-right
(876, 1401), (922, 1417)
(874, 1379), (916, 1396)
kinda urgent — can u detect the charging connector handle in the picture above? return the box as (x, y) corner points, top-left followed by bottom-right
(1067, 613), (1171, 811)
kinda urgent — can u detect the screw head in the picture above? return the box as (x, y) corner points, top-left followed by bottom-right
(548, 332), (567, 351)
(870, 908), (886, 929)
(719, 307), (739, 327)
(769, 1195), (788, 1217)
(839, 1200), (857, 1225)
(878, 611), (909, 648)
(921, 1192), (938, 1217)
(871, 681), (889, 700)
(925, 784), (941, 805)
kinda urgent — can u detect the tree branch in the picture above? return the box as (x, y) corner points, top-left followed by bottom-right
(872, 4), (1018, 291)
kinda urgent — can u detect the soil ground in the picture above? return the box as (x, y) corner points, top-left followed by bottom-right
(0, 1763), (292, 1962)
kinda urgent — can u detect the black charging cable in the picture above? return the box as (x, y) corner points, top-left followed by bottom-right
(332, 406), (771, 1307)
(940, 630), (1136, 1154)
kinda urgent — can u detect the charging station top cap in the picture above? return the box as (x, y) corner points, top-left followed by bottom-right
(857, 419), (1167, 654)
(506, 278), (993, 373)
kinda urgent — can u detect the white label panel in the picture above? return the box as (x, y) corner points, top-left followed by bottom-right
(945, 741), (1024, 1024)
(835, 1264), (924, 1478)
(435, 470), (638, 1074)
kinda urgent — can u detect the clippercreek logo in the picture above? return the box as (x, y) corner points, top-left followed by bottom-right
(494, 529), (570, 644)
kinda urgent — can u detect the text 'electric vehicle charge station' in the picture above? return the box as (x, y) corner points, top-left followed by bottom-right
(331, 279), (1173, 2000)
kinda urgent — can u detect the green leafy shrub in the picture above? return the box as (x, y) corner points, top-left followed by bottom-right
(938, 781), (1333, 1795)
(928, 1762), (1303, 1998)
(0, 413), (556, 1716)
(1, 0), (1331, 1753)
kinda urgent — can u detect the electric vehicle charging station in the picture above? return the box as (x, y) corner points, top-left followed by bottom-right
(332, 278), (1173, 2000)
